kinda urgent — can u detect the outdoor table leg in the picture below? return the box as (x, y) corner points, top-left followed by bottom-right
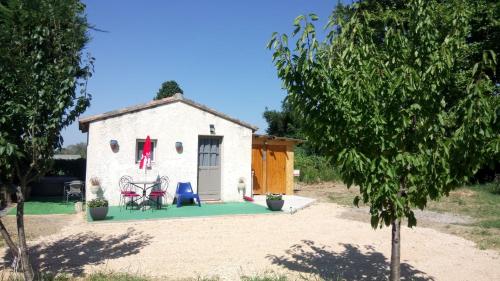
(142, 183), (147, 211)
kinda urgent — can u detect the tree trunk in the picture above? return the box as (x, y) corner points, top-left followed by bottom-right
(0, 218), (19, 258)
(16, 186), (34, 281)
(389, 218), (401, 281)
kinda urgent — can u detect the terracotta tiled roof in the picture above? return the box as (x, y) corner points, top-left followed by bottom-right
(78, 93), (258, 132)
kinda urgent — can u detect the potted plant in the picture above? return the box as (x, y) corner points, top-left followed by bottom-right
(266, 193), (284, 211)
(88, 198), (109, 220)
(89, 176), (101, 194)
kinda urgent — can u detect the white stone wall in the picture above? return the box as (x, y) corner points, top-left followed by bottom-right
(85, 101), (253, 206)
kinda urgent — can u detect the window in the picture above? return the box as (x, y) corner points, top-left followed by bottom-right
(136, 139), (157, 163)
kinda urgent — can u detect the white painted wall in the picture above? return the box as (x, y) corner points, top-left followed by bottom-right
(85, 101), (253, 206)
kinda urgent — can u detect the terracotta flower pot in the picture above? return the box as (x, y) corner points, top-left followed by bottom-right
(266, 199), (284, 211)
(89, 207), (108, 220)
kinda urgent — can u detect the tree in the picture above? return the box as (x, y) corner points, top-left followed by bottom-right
(263, 101), (301, 138)
(154, 80), (183, 100)
(58, 142), (87, 158)
(0, 0), (93, 279)
(269, 0), (499, 280)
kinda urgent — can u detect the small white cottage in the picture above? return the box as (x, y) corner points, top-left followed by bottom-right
(79, 93), (257, 206)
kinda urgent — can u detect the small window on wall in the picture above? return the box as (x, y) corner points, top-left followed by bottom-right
(136, 139), (157, 163)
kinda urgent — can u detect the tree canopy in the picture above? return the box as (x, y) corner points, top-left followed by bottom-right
(269, 0), (498, 279)
(0, 0), (93, 278)
(58, 142), (87, 158)
(263, 102), (301, 138)
(154, 80), (183, 100)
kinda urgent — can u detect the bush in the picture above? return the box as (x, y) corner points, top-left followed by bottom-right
(294, 148), (340, 183)
(266, 193), (283, 200)
(87, 198), (108, 208)
(46, 158), (86, 179)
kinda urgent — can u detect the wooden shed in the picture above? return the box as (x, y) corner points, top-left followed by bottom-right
(251, 134), (302, 195)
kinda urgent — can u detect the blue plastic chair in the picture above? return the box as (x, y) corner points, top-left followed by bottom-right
(175, 182), (201, 207)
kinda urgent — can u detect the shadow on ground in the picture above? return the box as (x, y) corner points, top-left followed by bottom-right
(2, 227), (152, 275)
(267, 240), (434, 281)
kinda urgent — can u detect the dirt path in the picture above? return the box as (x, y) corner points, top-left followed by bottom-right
(1, 203), (498, 280)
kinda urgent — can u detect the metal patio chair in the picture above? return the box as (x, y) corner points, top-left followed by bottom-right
(148, 176), (169, 209)
(65, 180), (84, 203)
(119, 175), (140, 210)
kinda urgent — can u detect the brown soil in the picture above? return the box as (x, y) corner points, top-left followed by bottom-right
(0, 214), (78, 249)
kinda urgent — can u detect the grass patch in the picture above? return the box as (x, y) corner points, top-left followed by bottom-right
(321, 181), (500, 250)
(85, 272), (151, 281)
(426, 183), (500, 230)
(0, 272), (293, 281)
(0, 272), (150, 281)
(477, 219), (500, 229)
(241, 272), (288, 281)
(326, 186), (362, 206)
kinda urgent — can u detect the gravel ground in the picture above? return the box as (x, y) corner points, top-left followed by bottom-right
(1, 203), (499, 280)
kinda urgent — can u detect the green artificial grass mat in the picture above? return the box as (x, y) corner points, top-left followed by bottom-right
(7, 197), (77, 215)
(88, 202), (274, 222)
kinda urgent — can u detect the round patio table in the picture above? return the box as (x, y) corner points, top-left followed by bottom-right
(129, 180), (159, 211)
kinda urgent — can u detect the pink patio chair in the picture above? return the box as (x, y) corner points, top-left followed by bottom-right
(148, 176), (169, 210)
(119, 175), (140, 210)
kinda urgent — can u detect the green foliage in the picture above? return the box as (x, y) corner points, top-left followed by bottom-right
(466, 0), (500, 85)
(295, 148), (340, 183)
(263, 101), (301, 139)
(266, 193), (283, 200)
(269, 0), (499, 229)
(46, 158), (86, 179)
(0, 0), (93, 186)
(478, 219), (500, 229)
(58, 142), (87, 158)
(87, 198), (108, 208)
(154, 80), (183, 100)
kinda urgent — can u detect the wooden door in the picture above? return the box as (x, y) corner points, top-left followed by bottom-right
(252, 145), (264, 194)
(197, 136), (222, 200)
(266, 145), (287, 194)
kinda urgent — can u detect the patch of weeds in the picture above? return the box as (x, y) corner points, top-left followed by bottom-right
(456, 198), (466, 206)
(297, 273), (345, 281)
(192, 277), (220, 281)
(0, 273), (72, 281)
(174, 276), (220, 281)
(477, 219), (500, 229)
(241, 272), (288, 281)
(86, 272), (151, 281)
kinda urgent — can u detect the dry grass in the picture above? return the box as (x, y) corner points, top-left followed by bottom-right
(425, 183), (500, 250)
(0, 271), (292, 281)
(296, 181), (500, 251)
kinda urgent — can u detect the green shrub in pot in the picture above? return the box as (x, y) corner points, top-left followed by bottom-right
(266, 193), (284, 211)
(87, 198), (108, 208)
(88, 198), (109, 220)
(266, 193), (283, 201)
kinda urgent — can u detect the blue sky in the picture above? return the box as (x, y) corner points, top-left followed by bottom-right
(63, 0), (342, 145)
